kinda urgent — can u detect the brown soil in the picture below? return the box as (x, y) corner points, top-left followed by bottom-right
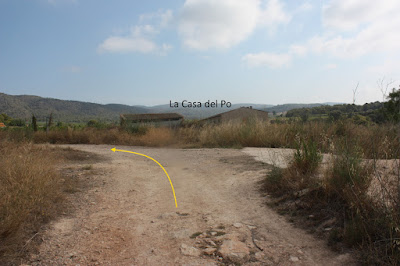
(25, 145), (355, 265)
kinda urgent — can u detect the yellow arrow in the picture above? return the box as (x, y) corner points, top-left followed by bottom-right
(111, 147), (178, 208)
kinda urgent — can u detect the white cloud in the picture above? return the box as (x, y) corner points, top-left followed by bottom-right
(265, 0), (400, 65)
(131, 25), (159, 37)
(178, 0), (290, 50)
(323, 0), (399, 31)
(314, 1), (400, 58)
(367, 59), (400, 77)
(242, 52), (291, 68)
(307, 14), (400, 58)
(242, 43), (306, 69)
(98, 9), (173, 55)
(289, 44), (307, 57)
(139, 9), (173, 28)
(98, 37), (158, 53)
(324, 63), (337, 69)
(295, 2), (313, 13)
(258, 0), (291, 28)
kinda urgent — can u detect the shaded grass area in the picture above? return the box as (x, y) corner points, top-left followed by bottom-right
(0, 141), (104, 264)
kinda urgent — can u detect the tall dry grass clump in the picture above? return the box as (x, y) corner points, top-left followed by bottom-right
(263, 134), (400, 264)
(0, 141), (62, 258)
(31, 126), (177, 147)
(193, 120), (295, 148)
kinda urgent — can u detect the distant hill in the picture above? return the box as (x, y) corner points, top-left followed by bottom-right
(264, 103), (343, 114)
(0, 93), (148, 123)
(148, 103), (273, 119)
(0, 92), (344, 123)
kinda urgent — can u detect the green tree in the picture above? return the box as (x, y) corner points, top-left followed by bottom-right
(329, 110), (342, 121)
(87, 120), (98, 127)
(0, 113), (12, 124)
(32, 115), (38, 132)
(383, 87), (400, 123)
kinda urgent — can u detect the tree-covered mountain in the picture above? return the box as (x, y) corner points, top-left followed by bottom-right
(264, 103), (341, 114)
(285, 102), (386, 123)
(0, 92), (345, 123)
(0, 93), (149, 123)
(149, 103), (273, 119)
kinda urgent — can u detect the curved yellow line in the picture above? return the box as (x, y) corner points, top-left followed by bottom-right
(111, 148), (178, 208)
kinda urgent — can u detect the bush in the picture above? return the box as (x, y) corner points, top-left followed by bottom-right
(292, 138), (322, 175)
(263, 166), (287, 196)
(325, 142), (372, 201)
(125, 124), (149, 135)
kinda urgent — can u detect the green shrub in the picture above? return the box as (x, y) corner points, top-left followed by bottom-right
(326, 142), (371, 200)
(292, 138), (322, 175)
(125, 124), (149, 135)
(264, 166), (286, 196)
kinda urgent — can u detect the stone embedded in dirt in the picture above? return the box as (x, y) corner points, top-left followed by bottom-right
(180, 244), (201, 257)
(289, 256), (300, 262)
(255, 252), (264, 260)
(218, 239), (250, 260)
(233, 222), (243, 228)
(199, 233), (207, 238)
(203, 247), (217, 255)
(205, 239), (217, 246)
(247, 225), (257, 230)
(210, 231), (217, 236)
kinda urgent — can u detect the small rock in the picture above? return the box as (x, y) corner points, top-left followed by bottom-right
(68, 252), (77, 258)
(308, 215), (314, 219)
(289, 256), (300, 262)
(205, 239), (216, 246)
(247, 225), (257, 230)
(233, 222), (243, 228)
(324, 227), (332, 231)
(255, 252), (264, 260)
(180, 244), (201, 257)
(199, 233), (207, 238)
(210, 231), (217, 236)
(219, 239), (250, 260)
(297, 249), (303, 254)
(203, 247), (217, 255)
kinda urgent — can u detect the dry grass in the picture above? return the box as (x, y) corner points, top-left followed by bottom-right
(0, 140), (104, 264)
(30, 126), (176, 147)
(0, 141), (62, 261)
(2, 120), (398, 159)
(263, 137), (400, 265)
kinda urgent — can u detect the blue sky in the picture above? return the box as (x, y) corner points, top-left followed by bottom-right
(0, 0), (399, 106)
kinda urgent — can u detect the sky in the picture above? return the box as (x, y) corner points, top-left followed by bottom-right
(0, 0), (399, 106)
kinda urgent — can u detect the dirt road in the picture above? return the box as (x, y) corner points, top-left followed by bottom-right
(33, 145), (354, 265)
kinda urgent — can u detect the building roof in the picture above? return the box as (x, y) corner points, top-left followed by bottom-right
(201, 107), (268, 121)
(0, 123), (6, 127)
(120, 113), (184, 122)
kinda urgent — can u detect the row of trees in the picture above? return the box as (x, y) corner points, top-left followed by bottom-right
(0, 113), (25, 126)
(285, 87), (400, 124)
